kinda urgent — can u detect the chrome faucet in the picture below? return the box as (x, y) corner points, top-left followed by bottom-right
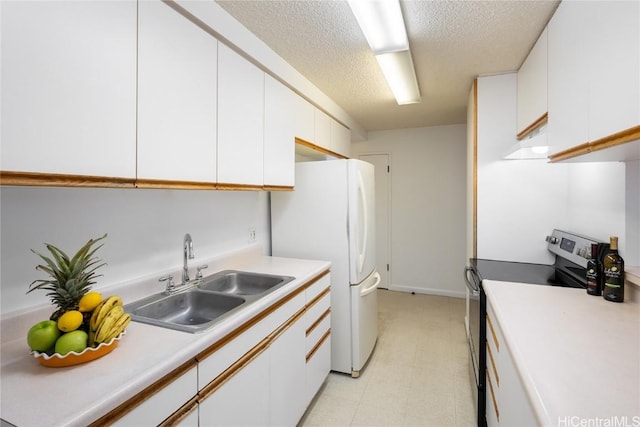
(183, 233), (194, 284)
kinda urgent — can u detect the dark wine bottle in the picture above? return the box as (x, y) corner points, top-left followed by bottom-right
(603, 236), (624, 303)
(586, 243), (602, 296)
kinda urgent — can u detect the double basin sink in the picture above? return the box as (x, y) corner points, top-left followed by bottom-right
(125, 270), (295, 333)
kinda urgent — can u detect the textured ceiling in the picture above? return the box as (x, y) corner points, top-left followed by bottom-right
(216, 0), (560, 132)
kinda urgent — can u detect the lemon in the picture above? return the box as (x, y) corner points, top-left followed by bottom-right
(57, 310), (84, 332)
(78, 291), (102, 312)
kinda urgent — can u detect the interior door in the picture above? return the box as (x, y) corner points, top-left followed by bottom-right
(359, 154), (390, 289)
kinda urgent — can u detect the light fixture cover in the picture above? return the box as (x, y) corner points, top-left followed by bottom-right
(375, 50), (421, 105)
(503, 125), (549, 160)
(347, 0), (408, 54)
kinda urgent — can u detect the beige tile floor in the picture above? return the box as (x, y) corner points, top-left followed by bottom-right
(299, 289), (476, 427)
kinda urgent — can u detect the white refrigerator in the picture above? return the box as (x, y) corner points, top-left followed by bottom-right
(271, 159), (380, 377)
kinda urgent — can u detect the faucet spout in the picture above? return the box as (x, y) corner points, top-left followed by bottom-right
(183, 233), (194, 284)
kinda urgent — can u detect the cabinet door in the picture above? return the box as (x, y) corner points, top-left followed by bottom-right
(137, 0), (217, 182)
(516, 28), (547, 136)
(198, 347), (270, 426)
(547, 0), (589, 156)
(217, 44), (264, 186)
(588, 1), (640, 142)
(112, 365), (198, 427)
(314, 109), (332, 151)
(269, 317), (306, 426)
(294, 97), (316, 144)
(330, 120), (351, 158)
(264, 75), (295, 187)
(0, 0), (136, 177)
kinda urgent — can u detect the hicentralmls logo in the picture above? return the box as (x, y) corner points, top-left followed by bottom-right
(557, 416), (640, 427)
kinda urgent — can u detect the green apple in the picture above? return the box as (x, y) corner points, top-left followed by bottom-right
(55, 330), (88, 355)
(27, 320), (61, 352)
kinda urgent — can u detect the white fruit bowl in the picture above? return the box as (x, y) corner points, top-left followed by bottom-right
(31, 331), (126, 368)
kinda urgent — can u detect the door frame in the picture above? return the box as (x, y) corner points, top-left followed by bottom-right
(358, 152), (392, 290)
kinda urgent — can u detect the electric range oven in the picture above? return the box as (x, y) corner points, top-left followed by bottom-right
(463, 229), (609, 427)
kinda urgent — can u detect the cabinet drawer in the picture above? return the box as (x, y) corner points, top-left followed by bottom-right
(305, 273), (330, 302)
(305, 330), (331, 405)
(306, 310), (331, 354)
(197, 291), (305, 387)
(111, 363), (198, 427)
(305, 289), (330, 328)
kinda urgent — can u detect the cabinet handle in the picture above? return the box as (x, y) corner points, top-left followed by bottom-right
(486, 340), (500, 387)
(486, 370), (500, 422)
(486, 312), (500, 352)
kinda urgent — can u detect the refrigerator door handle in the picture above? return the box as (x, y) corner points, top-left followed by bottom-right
(357, 170), (368, 275)
(360, 272), (381, 297)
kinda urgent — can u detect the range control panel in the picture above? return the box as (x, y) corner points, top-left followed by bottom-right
(546, 229), (604, 268)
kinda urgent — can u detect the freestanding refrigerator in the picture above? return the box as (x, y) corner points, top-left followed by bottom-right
(271, 159), (380, 377)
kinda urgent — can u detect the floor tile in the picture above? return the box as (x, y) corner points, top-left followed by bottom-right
(299, 290), (475, 427)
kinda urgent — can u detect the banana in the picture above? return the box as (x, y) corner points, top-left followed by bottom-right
(103, 313), (131, 344)
(94, 305), (125, 344)
(90, 295), (123, 331)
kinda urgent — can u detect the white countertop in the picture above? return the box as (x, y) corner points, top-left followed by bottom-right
(0, 253), (330, 427)
(484, 280), (640, 425)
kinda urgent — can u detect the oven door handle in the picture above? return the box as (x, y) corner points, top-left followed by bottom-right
(464, 266), (480, 296)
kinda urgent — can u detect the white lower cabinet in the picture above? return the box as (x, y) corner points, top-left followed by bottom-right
(486, 302), (536, 427)
(199, 348), (271, 426)
(269, 316), (307, 425)
(111, 364), (198, 427)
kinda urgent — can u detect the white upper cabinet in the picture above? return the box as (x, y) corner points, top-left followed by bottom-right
(0, 0), (136, 177)
(330, 120), (351, 158)
(264, 76), (296, 187)
(314, 109), (332, 151)
(294, 99), (316, 144)
(547, 0), (589, 155)
(548, 0), (640, 159)
(587, 1), (640, 142)
(516, 27), (547, 137)
(137, 0), (217, 183)
(217, 44), (264, 186)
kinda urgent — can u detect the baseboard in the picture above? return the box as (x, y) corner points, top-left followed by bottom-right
(387, 284), (466, 299)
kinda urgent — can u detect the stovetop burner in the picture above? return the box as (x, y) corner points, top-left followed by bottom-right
(470, 259), (584, 288)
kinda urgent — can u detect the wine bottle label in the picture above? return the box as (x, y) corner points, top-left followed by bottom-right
(604, 266), (624, 289)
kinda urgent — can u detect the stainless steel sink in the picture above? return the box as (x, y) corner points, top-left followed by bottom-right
(126, 289), (246, 333)
(126, 270), (295, 333)
(198, 270), (295, 296)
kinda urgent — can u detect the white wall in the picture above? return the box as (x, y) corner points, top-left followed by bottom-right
(476, 74), (627, 264)
(352, 124), (468, 298)
(0, 187), (270, 315)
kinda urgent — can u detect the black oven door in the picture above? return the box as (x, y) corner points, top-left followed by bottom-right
(464, 265), (486, 427)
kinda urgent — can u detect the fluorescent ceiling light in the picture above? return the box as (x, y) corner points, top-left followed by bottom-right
(347, 0), (408, 54)
(348, 0), (421, 105)
(375, 51), (421, 105)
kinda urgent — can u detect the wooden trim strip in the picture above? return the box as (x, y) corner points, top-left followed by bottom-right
(306, 308), (331, 337)
(88, 358), (197, 427)
(306, 286), (331, 310)
(0, 171), (136, 188)
(486, 340), (500, 387)
(135, 179), (216, 190)
(549, 124), (640, 163)
(486, 369), (500, 421)
(486, 313), (499, 352)
(196, 269), (330, 361)
(263, 185), (294, 192)
(269, 306), (306, 341)
(158, 396), (199, 427)
(295, 137), (349, 160)
(516, 112), (548, 140)
(216, 182), (265, 191)
(198, 337), (271, 401)
(306, 329), (331, 363)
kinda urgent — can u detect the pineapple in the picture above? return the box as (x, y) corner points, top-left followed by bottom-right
(27, 234), (107, 321)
